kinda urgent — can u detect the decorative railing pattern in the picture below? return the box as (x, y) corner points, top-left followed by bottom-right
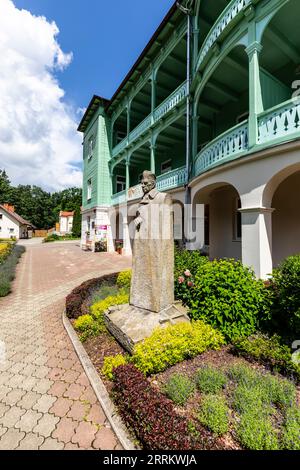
(112, 138), (127, 158)
(197, 0), (251, 70)
(195, 121), (249, 175)
(157, 166), (187, 191)
(154, 81), (188, 122)
(111, 81), (188, 158)
(128, 116), (152, 143)
(111, 190), (126, 205)
(258, 98), (300, 145)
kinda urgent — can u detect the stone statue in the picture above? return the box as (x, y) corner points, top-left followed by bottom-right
(104, 170), (189, 353)
(130, 171), (174, 312)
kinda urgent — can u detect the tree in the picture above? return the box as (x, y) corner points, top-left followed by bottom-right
(0, 170), (13, 203)
(72, 207), (82, 238)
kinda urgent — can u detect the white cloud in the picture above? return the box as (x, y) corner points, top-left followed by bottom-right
(0, 0), (82, 192)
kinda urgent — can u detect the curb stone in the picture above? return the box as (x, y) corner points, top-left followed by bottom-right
(62, 311), (137, 451)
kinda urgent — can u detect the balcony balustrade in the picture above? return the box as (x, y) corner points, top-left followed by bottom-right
(258, 98), (300, 145)
(195, 121), (249, 176)
(196, 0), (252, 70)
(112, 81), (188, 159)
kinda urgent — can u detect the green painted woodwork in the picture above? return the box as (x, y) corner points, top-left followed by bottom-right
(79, 0), (300, 207)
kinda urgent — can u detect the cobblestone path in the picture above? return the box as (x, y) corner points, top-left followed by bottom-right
(0, 240), (131, 450)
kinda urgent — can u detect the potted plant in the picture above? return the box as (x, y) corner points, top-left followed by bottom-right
(116, 240), (123, 255)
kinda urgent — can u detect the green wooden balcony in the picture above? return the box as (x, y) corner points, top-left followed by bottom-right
(258, 98), (300, 146)
(195, 120), (249, 176)
(196, 0), (252, 71)
(111, 81), (188, 159)
(111, 190), (126, 206)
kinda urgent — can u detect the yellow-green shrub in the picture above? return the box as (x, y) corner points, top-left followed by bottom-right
(132, 321), (225, 375)
(0, 242), (12, 263)
(74, 314), (104, 342)
(90, 290), (129, 320)
(102, 354), (128, 380)
(116, 270), (132, 289)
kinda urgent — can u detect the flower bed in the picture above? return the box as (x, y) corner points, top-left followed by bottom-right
(0, 244), (25, 297)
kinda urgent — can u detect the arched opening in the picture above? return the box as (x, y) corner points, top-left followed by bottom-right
(156, 36), (187, 107)
(173, 199), (185, 248)
(196, 45), (249, 154)
(112, 109), (127, 148)
(193, 182), (241, 259)
(155, 115), (186, 177)
(271, 170), (300, 267)
(130, 81), (152, 131)
(260, 0), (300, 110)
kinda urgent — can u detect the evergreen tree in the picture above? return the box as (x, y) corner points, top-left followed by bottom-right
(0, 170), (12, 203)
(72, 207), (82, 238)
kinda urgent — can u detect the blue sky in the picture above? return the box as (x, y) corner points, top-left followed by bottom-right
(13, 0), (175, 110)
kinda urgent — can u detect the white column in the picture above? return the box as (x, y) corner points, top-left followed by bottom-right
(122, 215), (132, 256)
(240, 207), (274, 279)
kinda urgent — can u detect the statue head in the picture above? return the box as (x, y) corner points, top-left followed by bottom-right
(141, 170), (156, 194)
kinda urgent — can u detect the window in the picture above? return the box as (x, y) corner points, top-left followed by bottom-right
(9, 228), (14, 233)
(88, 136), (94, 160)
(161, 159), (172, 174)
(0, 214), (2, 219)
(116, 131), (126, 144)
(0, 227), (2, 232)
(116, 175), (126, 193)
(233, 198), (242, 241)
(87, 179), (92, 201)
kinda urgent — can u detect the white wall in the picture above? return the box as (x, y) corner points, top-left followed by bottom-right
(209, 187), (242, 261)
(0, 211), (20, 239)
(272, 171), (300, 266)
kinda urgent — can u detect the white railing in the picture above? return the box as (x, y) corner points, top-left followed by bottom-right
(195, 120), (249, 175)
(197, 0), (251, 69)
(154, 81), (188, 122)
(111, 190), (126, 205)
(258, 98), (300, 145)
(157, 166), (187, 191)
(127, 184), (143, 202)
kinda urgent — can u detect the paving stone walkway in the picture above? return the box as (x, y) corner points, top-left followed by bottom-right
(0, 240), (131, 450)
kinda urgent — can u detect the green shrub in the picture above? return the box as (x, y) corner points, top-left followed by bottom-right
(91, 283), (120, 304)
(271, 255), (300, 336)
(90, 290), (129, 320)
(164, 374), (196, 406)
(198, 395), (229, 436)
(195, 366), (227, 394)
(116, 270), (132, 289)
(132, 321), (225, 375)
(74, 314), (104, 342)
(174, 248), (208, 304)
(0, 280), (10, 297)
(227, 363), (258, 387)
(236, 409), (279, 450)
(261, 374), (296, 409)
(189, 259), (270, 342)
(282, 406), (300, 450)
(233, 383), (268, 414)
(102, 354), (128, 380)
(233, 333), (300, 381)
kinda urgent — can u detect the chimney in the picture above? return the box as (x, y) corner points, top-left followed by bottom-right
(3, 203), (15, 213)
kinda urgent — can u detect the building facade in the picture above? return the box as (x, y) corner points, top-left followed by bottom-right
(78, 0), (300, 278)
(0, 204), (34, 239)
(58, 211), (74, 235)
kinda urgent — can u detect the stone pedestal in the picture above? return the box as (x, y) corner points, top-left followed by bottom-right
(104, 302), (190, 354)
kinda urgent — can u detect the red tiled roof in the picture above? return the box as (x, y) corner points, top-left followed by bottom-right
(0, 204), (36, 228)
(59, 211), (74, 217)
